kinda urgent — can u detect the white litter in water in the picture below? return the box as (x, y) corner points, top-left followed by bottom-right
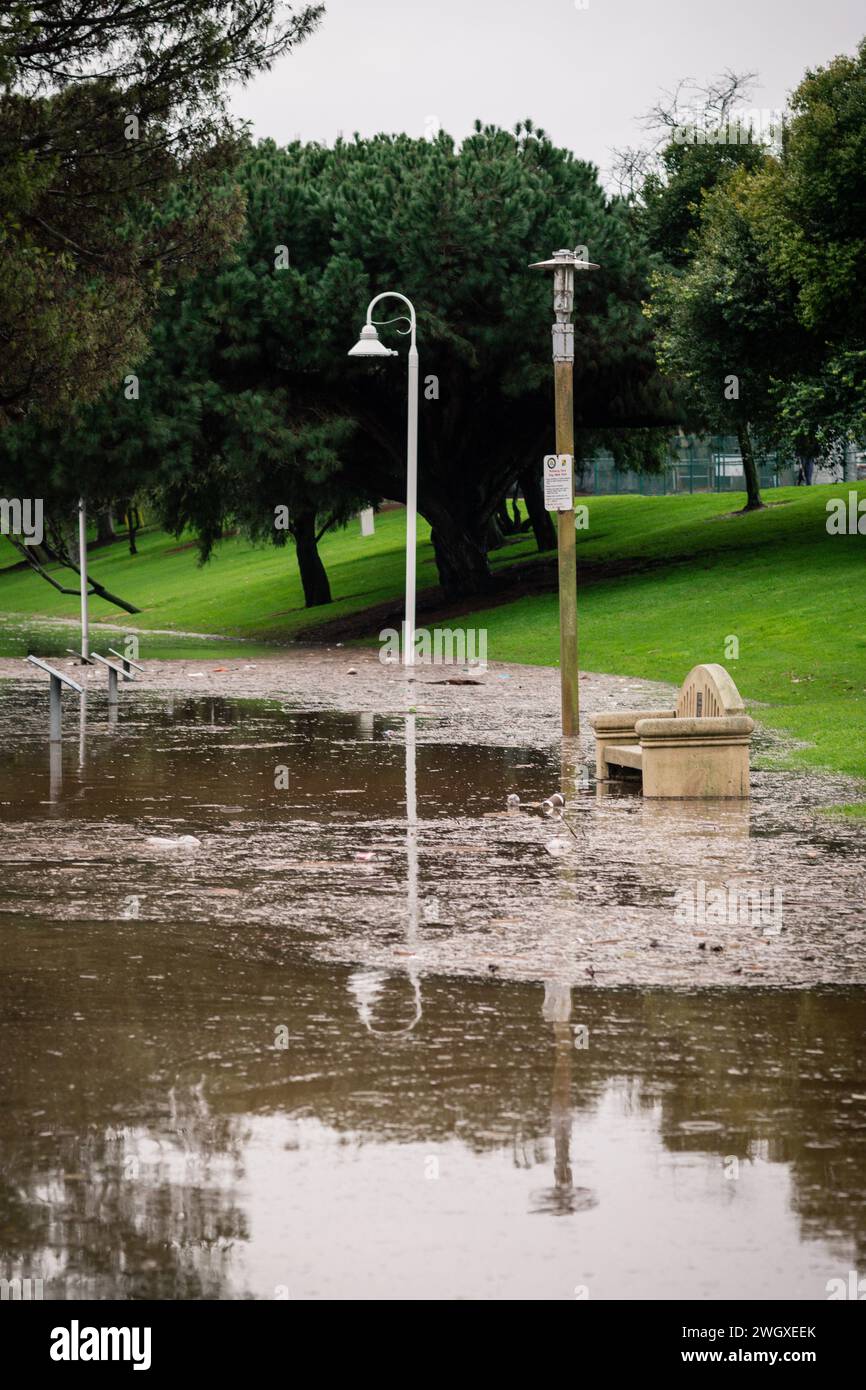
(145, 835), (202, 850)
(545, 837), (568, 857)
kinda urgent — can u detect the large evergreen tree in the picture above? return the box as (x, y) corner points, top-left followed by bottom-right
(0, 2), (323, 425)
(142, 125), (675, 600)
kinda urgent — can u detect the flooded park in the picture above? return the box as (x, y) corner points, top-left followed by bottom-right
(2, 650), (865, 1301)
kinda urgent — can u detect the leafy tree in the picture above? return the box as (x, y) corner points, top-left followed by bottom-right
(617, 71), (767, 262)
(0, 2), (323, 424)
(647, 174), (805, 509)
(635, 73), (791, 508)
(739, 38), (866, 461)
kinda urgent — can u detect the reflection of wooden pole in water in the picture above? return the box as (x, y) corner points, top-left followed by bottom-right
(533, 984), (597, 1216)
(534, 984), (576, 1213)
(560, 737), (582, 805)
(551, 1020), (574, 1196)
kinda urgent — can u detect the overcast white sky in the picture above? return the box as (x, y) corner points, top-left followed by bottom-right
(231, 0), (864, 185)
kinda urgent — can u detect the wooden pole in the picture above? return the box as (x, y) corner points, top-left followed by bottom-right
(530, 248), (599, 739)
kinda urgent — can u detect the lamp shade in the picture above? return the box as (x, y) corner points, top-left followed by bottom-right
(347, 323), (399, 357)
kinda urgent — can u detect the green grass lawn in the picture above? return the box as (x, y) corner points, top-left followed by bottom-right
(458, 486), (866, 786)
(0, 508), (541, 659)
(2, 485), (864, 790)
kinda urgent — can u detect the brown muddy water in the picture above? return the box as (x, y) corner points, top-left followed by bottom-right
(1, 673), (865, 1300)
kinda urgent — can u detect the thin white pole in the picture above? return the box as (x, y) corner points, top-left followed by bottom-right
(404, 345), (419, 666)
(78, 498), (89, 661)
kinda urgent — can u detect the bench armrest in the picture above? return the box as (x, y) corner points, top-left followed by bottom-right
(635, 715), (755, 738)
(590, 709), (674, 732)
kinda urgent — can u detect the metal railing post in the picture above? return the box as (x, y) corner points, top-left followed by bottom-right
(25, 657), (85, 744)
(49, 674), (62, 742)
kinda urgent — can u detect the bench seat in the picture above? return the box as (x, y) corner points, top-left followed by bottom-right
(602, 742), (644, 770)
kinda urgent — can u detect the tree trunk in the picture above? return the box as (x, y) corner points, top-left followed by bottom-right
(737, 425), (764, 511)
(128, 507), (139, 555)
(292, 510), (332, 607)
(95, 507), (116, 545)
(518, 464), (557, 551)
(495, 495), (520, 536)
(486, 513), (505, 550)
(429, 521), (492, 601)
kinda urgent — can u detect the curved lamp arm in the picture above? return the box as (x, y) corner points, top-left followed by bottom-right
(365, 291), (417, 349)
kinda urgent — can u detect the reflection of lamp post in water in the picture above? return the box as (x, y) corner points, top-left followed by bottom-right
(346, 711), (422, 1035)
(529, 983), (598, 1216)
(405, 711), (419, 944)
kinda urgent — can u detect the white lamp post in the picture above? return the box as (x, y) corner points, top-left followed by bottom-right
(348, 292), (419, 667)
(78, 496), (90, 661)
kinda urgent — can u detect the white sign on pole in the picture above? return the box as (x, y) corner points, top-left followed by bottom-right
(543, 454), (573, 512)
(359, 507), (375, 537)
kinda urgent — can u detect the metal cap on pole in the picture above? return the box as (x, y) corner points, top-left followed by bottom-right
(529, 248), (600, 738)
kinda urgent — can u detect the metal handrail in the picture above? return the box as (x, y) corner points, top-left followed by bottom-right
(25, 655), (84, 693)
(90, 652), (137, 679)
(107, 647), (144, 674)
(25, 656), (84, 742)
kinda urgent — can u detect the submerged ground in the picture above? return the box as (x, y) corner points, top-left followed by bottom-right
(1, 651), (865, 1299)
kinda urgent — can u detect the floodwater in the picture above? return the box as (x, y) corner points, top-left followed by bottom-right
(1, 678), (865, 1300)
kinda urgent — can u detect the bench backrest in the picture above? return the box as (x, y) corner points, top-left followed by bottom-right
(676, 663), (745, 719)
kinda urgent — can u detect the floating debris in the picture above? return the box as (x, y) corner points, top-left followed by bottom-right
(544, 837), (569, 857)
(145, 835), (202, 851)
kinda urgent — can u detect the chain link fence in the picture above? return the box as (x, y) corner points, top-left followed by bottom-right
(577, 436), (863, 495)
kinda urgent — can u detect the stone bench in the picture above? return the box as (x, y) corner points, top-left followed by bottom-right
(589, 663), (755, 798)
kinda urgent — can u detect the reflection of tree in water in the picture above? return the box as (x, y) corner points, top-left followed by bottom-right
(634, 989), (866, 1266)
(1, 1082), (251, 1300)
(2, 922), (865, 1294)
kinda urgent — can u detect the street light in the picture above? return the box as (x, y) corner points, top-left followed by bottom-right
(529, 248), (600, 737)
(348, 292), (419, 666)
